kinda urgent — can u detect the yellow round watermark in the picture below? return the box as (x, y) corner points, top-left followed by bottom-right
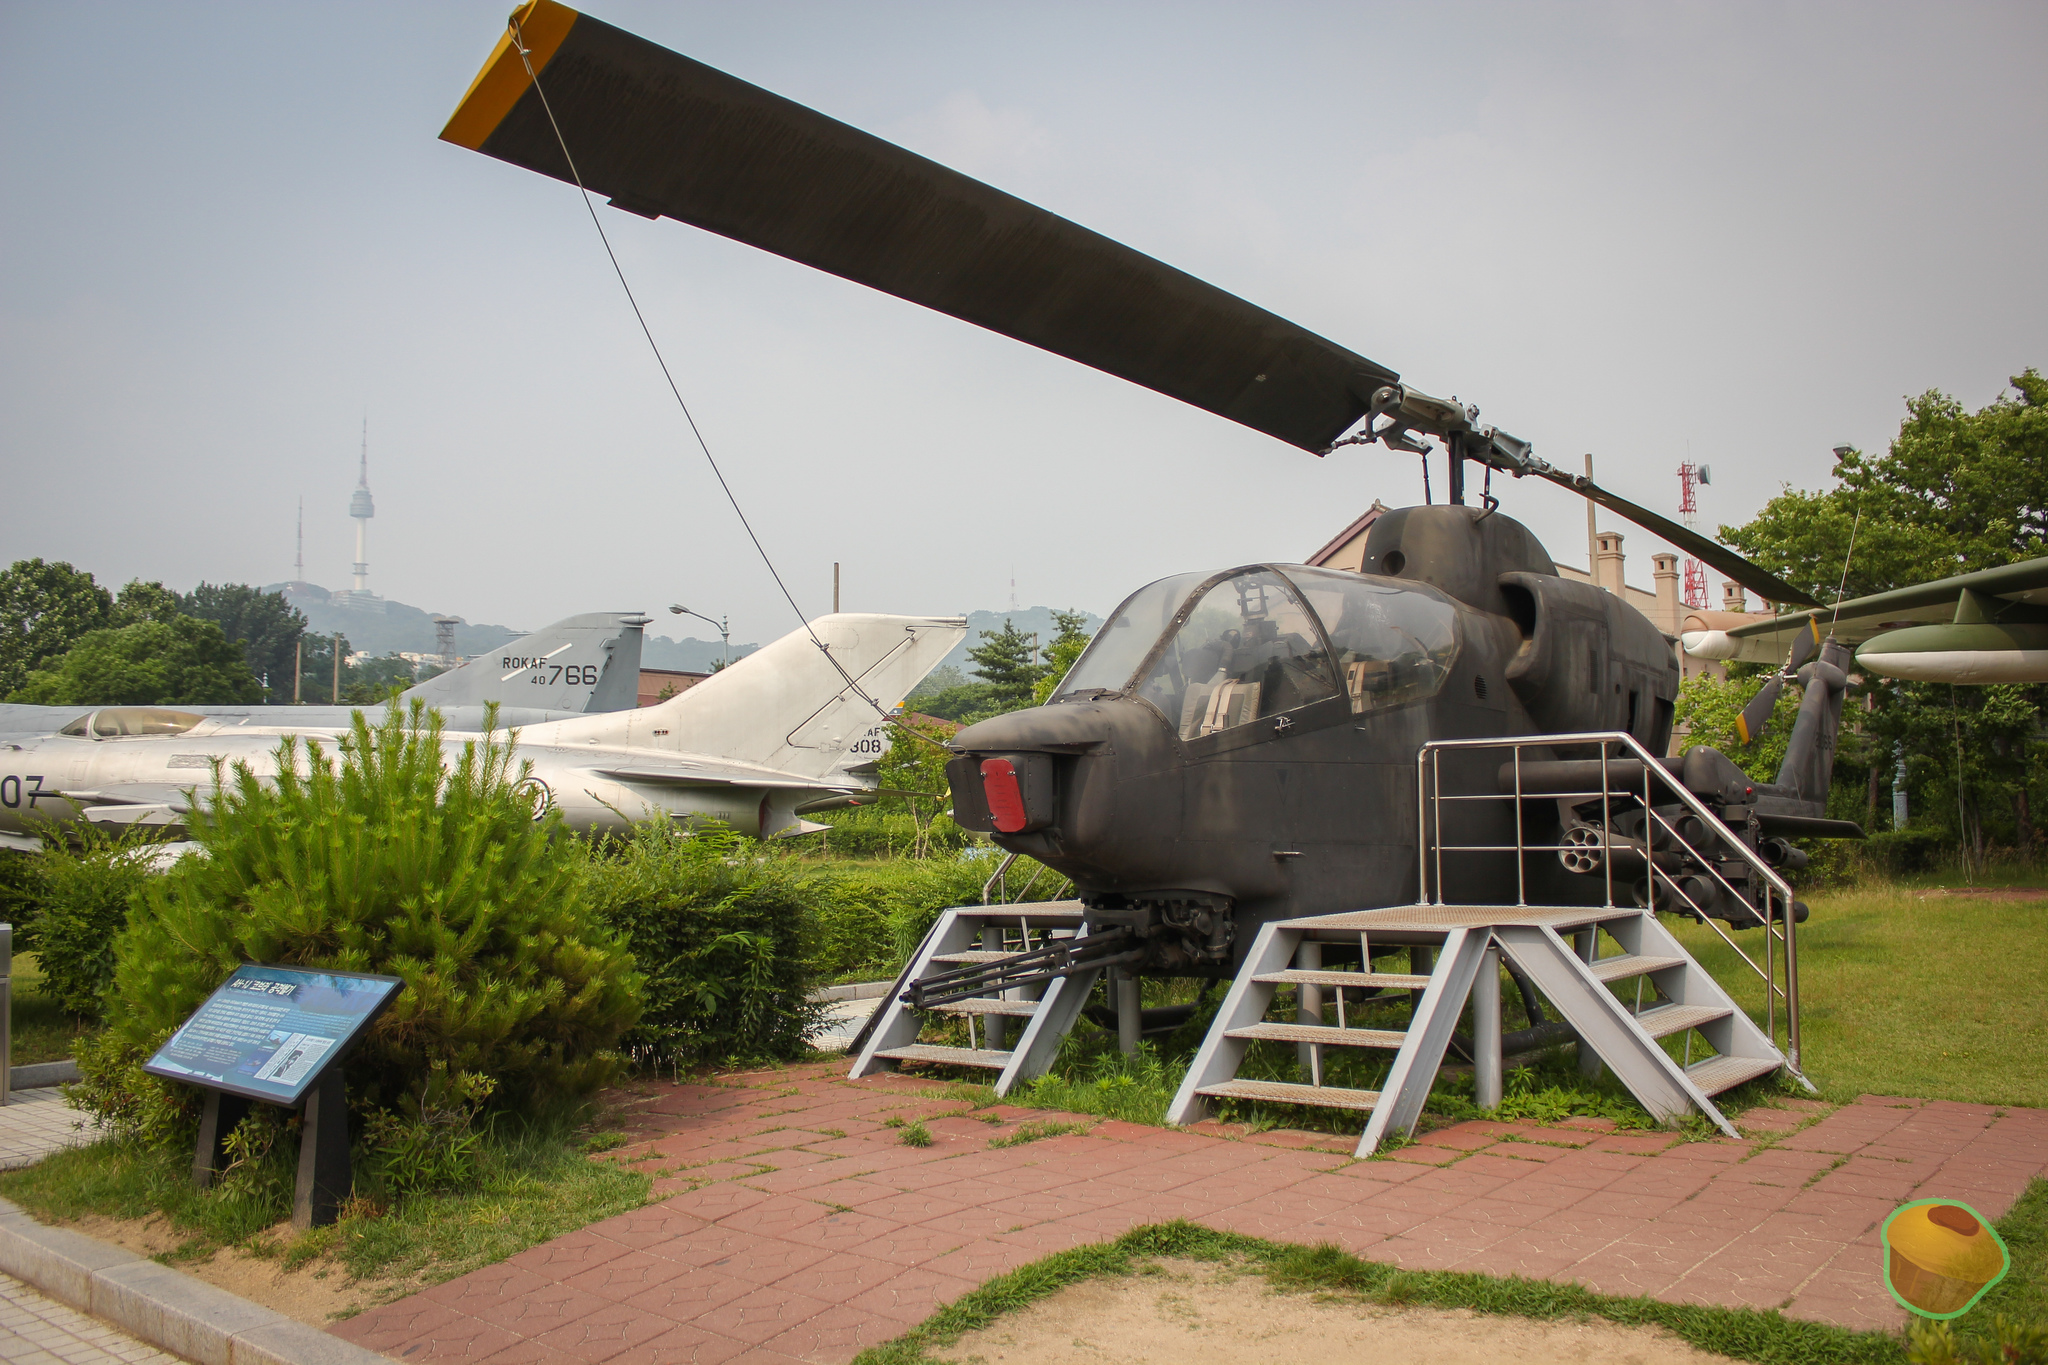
(1881, 1199), (2009, 1320)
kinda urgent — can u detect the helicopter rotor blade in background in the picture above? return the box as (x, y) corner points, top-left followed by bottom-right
(442, 1), (1398, 453)
(443, 3), (1820, 610)
(1521, 466), (1822, 609)
(1734, 618), (1822, 744)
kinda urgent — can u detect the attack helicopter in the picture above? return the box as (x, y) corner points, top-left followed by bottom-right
(439, 3), (1862, 987)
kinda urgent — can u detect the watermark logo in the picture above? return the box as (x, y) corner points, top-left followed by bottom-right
(1881, 1199), (2009, 1320)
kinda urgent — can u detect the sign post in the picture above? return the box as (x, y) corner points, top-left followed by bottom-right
(145, 966), (403, 1228)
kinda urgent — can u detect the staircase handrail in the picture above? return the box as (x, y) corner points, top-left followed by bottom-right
(1416, 730), (1802, 1073)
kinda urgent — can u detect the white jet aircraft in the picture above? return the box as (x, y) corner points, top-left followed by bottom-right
(0, 613), (964, 847)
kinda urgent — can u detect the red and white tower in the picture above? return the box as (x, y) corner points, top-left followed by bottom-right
(1677, 461), (1710, 610)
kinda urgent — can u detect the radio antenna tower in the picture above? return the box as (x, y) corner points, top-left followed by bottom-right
(294, 498), (304, 583)
(1677, 460), (1711, 610)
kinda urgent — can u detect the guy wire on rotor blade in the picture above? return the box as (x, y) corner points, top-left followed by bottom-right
(507, 17), (946, 751)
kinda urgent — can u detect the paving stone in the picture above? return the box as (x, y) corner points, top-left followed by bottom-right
(342, 1059), (2047, 1364)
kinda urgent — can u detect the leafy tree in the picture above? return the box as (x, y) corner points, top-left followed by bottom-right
(1722, 369), (2047, 602)
(0, 559), (113, 697)
(1031, 610), (1095, 704)
(875, 718), (959, 857)
(345, 654), (420, 704)
(9, 617), (262, 706)
(76, 702), (640, 1143)
(968, 618), (1045, 707)
(182, 583), (307, 701)
(111, 579), (184, 626)
(908, 664), (967, 699)
(1717, 370), (2046, 856)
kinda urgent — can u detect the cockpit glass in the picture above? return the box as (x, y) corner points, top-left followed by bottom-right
(1282, 567), (1460, 714)
(1134, 570), (1338, 739)
(84, 708), (206, 739)
(1055, 571), (1210, 698)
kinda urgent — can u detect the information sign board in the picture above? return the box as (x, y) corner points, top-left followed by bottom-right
(143, 965), (402, 1108)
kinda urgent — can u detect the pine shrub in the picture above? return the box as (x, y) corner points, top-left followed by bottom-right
(80, 702), (640, 1139)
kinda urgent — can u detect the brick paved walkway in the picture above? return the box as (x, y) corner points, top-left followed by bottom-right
(332, 1063), (2048, 1365)
(0, 1272), (183, 1365)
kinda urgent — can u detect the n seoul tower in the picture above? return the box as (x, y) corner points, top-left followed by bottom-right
(349, 418), (375, 594)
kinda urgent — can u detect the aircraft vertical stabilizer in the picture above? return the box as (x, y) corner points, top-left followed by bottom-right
(405, 612), (647, 713)
(531, 614), (966, 777)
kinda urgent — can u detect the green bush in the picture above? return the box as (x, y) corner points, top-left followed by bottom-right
(812, 806), (973, 858)
(17, 824), (166, 1018)
(78, 702), (640, 1142)
(584, 820), (827, 1067)
(1861, 825), (1954, 876)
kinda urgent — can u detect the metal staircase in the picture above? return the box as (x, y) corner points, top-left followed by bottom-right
(847, 901), (1116, 1094)
(1164, 900), (1788, 1155)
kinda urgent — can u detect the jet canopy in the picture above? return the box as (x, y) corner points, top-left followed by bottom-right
(1056, 566), (1462, 740)
(56, 708), (207, 739)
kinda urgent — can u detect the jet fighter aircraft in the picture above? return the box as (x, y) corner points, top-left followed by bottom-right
(0, 613), (963, 843)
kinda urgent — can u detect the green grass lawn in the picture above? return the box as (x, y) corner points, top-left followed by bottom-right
(9, 953), (92, 1067)
(1668, 879), (2048, 1108)
(0, 1118), (650, 1309)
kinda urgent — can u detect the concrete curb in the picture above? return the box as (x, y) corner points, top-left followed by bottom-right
(0, 1197), (387, 1365)
(14, 1060), (81, 1089)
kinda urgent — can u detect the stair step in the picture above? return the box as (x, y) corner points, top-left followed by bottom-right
(1253, 970), (1433, 990)
(1589, 953), (1688, 983)
(873, 1043), (1013, 1070)
(929, 951), (1024, 964)
(1195, 1078), (1382, 1112)
(1684, 1053), (1781, 1096)
(960, 905), (1088, 926)
(1225, 1022), (1408, 1049)
(1634, 1003), (1731, 1039)
(928, 997), (1041, 1017)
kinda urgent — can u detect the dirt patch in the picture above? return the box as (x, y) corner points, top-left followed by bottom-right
(937, 1259), (1736, 1365)
(61, 1212), (414, 1325)
(1916, 887), (2048, 901)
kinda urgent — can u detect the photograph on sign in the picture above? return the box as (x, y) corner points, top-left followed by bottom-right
(143, 965), (403, 1107)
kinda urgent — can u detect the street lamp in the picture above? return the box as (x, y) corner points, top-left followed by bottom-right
(670, 605), (730, 669)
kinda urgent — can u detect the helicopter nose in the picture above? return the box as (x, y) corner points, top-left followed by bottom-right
(947, 702), (1119, 836)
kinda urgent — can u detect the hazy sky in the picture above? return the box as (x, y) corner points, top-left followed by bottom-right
(4, 2), (2043, 639)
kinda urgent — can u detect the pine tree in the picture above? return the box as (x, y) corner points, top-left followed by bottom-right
(967, 618), (1043, 706)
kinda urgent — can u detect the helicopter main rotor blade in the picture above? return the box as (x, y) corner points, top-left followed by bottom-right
(442, 1), (1398, 453)
(1521, 466), (1821, 609)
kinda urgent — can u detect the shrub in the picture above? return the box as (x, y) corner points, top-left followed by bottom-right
(18, 824), (166, 1018)
(1861, 825), (1953, 876)
(80, 702), (640, 1140)
(584, 820), (827, 1067)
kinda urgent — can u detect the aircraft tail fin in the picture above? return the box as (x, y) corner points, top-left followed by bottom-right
(404, 613), (648, 713)
(540, 614), (966, 778)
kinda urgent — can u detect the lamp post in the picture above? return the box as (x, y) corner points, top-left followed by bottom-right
(670, 605), (730, 669)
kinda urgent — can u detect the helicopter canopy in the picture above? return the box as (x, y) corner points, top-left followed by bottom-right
(1059, 567), (1460, 740)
